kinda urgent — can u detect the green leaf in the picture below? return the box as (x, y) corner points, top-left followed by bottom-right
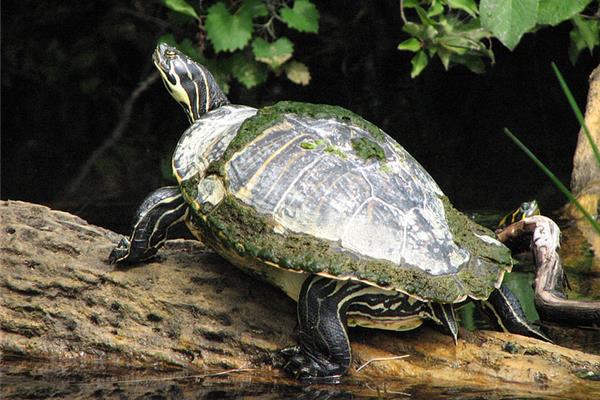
(537, 0), (592, 26)
(163, 0), (198, 19)
(569, 26), (586, 65)
(447, 0), (479, 17)
(177, 38), (202, 61)
(572, 15), (600, 53)
(398, 38), (422, 52)
(438, 48), (452, 70)
(567, 16), (600, 65)
(403, 0), (421, 7)
(410, 51), (428, 78)
(416, 6), (436, 26)
(403, 22), (423, 37)
(480, 0), (538, 50)
(205, 2), (253, 52)
(427, 1), (444, 18)
(231, 54), (268, 88)
(285, 61), (311, 85)
(439, 35), (472, 54)
(280, 0), (320, 33)
(252, 37), (294, 68)
(453, 53), (486, 73)
(239, 0), (268, 19)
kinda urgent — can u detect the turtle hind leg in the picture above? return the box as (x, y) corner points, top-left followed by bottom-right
(109, 186), (188, 264)
(482, 284), (551, 342)
(428, 303), (459, 344)
(283, 275), (364, 383)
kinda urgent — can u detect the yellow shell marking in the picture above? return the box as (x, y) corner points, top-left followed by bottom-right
(234, 122), (308, 200)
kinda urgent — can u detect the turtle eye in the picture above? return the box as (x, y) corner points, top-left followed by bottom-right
(165, 49), (177, 59)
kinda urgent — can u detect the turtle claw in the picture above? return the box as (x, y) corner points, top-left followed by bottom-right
(280, 346), (343, 384)
(109, 237), (159, 265)
(108, 238), (130, 264)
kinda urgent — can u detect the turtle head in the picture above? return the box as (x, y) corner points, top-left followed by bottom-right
(520, 200), (540, 218)
(153, 43), (229, 123)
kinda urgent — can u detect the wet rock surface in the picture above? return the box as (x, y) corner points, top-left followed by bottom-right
(1, 200), (599, 398)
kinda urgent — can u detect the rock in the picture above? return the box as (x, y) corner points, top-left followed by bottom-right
(1, 200), (600, 398)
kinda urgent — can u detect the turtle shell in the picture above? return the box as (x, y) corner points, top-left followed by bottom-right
(175, 101), (512, 303)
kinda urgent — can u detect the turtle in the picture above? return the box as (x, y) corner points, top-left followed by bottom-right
(496, 200), (542, 255)
(497, 200), (541, 230)
(109, 43), (549, 382)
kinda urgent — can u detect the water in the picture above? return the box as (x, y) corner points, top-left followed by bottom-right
(1, 361), (583, 399)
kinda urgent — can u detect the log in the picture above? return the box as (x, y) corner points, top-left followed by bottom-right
(563, 63), (600, 273)
(1, 200), (600, 398)
(497, 216), (600, 326)
(569, 64), (600, 207)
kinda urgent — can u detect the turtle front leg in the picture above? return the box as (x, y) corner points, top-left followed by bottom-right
(283, 275), (363, 383)
(109, 186), (188, 264)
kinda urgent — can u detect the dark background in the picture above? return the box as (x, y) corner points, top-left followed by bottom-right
(2, 1), (598, 234)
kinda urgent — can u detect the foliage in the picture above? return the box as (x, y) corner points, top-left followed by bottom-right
(163, 0), (598, 83)
(161, 0), (318, 91)
(399, 0), (600, 77)
(504, 64), (600, 234)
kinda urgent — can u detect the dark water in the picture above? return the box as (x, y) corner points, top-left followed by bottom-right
(0, 361), (583, 400)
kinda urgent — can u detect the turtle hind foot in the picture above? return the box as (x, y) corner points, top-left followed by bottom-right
(280, 346), (344, 384)
(484, 284), (552, 343)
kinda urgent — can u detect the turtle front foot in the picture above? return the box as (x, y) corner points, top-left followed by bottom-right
(280, 346), (344, 384)
(108, 186), (187, 265)
(108, 237), (157, 265)
(108, 238), (132, 264)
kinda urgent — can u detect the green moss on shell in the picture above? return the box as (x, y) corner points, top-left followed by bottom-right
(180, 179), (200, 212)
(208, 101), (386, 176)
(351, 137), (386, 161)
(298, 139), (348, 159)
(380, 162), (392, 173)
(440, 195), (512, 267)
(324, 145), (347, 159)
(300, 141), (317, 150)
(191, 194), (511, 303)
(300, 139), (326, 150)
